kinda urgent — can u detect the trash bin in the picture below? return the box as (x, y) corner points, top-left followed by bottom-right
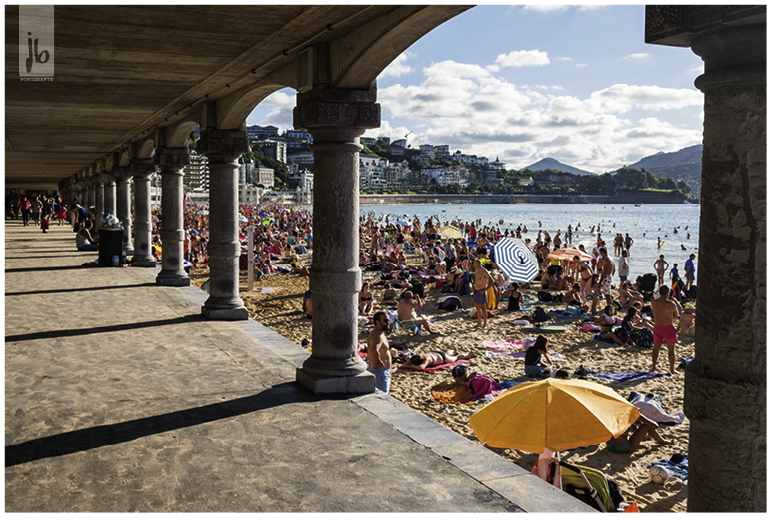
(98, 227), (125, 267)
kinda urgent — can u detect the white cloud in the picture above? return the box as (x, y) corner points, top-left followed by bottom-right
(521, 5), (569, 13)
(495, 50), (550, 68)
(256, 89), (295, 130)
(575, 63), (588, 68)
(377, 61), (703, 172)
(555, 56), (573, 62)
(623, 53), (650, 60)
(379, 52), (413, 79)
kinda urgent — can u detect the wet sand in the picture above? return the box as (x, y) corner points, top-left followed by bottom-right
(189, 256), (692, 512)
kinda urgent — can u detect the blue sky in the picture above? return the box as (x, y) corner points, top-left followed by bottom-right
(246, 4), (705, 174)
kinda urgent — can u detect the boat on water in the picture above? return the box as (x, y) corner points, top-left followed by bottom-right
(634, 203), (644, 207)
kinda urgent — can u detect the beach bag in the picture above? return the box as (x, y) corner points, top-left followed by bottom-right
(440, 283), (453, 293)
(564, 304), (582, 317)
(436, 295), (462, 312)
(537, 290), (554, 302)
(411, 280), (425, 298)
(615, 327), (630, 344)
(633, 328), (654, 349)
(533, 307), (550, 323)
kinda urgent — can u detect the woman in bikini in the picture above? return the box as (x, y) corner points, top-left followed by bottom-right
(359, 282), (374, 315)
(606, 414), (672, 453)
(405, 349), (475, 370)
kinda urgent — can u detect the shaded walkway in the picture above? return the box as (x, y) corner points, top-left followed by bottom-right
(4, 221), (592, 512)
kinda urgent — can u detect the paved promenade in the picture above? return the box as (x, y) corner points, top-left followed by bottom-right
(4, 220), (592, 512)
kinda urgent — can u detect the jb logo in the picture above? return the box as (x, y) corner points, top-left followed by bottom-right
(26, 32), (50, 73)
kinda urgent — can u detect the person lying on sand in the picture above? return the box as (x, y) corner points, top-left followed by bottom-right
(606, 414), (673, 453)
(403, 349), (475, 369)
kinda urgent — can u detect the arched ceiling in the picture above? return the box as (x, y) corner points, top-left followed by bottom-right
(5, 5), (471, 189)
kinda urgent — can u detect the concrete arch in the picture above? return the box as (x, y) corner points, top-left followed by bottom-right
(164, 118), (200, 148)
(329, 5), (470, 89)
(136, 138), (156, 159)
(216, 68), (295, 130)
(118, 148), (131, 167)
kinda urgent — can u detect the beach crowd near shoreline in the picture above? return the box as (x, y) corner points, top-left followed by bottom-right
(19, 195), (696, 512)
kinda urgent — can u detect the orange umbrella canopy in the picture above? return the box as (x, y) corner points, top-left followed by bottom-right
(549, 248), (592, 262)
(469, 379), (639, 453)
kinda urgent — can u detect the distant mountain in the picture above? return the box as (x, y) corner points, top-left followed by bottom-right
(624, 144), (702, 183)
(520, 158), (597, 176)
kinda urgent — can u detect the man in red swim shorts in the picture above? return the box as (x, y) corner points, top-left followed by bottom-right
(651, 285), (684, 374)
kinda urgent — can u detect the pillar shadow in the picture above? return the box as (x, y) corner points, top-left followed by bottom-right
(5, 282), (158, 297)
(5, 383), (329, 467)
(5, 264), (100, 273)
(5, 316), (198, 343)
(5, 255), (99, 260)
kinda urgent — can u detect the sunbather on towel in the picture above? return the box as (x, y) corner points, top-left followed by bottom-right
(606, 414), (673, 454)
(403, 349), (475, 370)
(451, 364), (500, 400)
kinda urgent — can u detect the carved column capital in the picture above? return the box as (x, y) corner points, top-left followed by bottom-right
(197, 128), (249, 163)
(294, 84), (380, 138)
(128, 158), (156, 179)
(153, 146), (190, 170)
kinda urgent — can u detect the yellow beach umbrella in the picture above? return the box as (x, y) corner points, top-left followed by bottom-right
(439, 225), (462, 239)
(469, 379), (639, 454)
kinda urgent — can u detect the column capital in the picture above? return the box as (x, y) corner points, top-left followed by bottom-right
(128, 158), (156, 179)
(113, 166), (133, 183)
(99, 172), (115, 185)
(197, 128), (249, 161)
(692, 24), (766, 92)
(153, 146), (190, 169)
(294, 84), (380, 134)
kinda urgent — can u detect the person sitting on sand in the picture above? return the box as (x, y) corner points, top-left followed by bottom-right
(618, 281), (643, 309)
(397, 291), (435, 334)
(563, 283), (583, 307)
(677, 304), (696, 337)
(594, 305), (625, 345)
(451, 364), (500, 400)
(524, 335), (558, 378)
(302, 290), (312, 319)
(504, 281), (524, 311)
(380, 283), (398, 306)
(403, 349), (475, 370)
(359, 282), (374, 315)
(606, 414), (672, 453)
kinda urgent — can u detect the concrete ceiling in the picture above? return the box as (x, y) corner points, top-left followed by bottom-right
(5, 5), (471, 190)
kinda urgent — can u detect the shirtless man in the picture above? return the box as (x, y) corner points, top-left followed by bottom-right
(366, 311), (392, 393)
(397, 291), (435, 334)
(651, 285), (683, 374)
(596, 247), (614, 307)
(472, 259), (492, 328)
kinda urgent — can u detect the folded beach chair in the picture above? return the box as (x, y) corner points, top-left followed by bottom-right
(392, 317), (422, 335)
(559, 462), (616, 512)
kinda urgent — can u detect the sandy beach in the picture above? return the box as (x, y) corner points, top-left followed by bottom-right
(189, 252), (692, 513)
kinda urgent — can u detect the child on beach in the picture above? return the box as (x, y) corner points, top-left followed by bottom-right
(41, 211), (50, 233)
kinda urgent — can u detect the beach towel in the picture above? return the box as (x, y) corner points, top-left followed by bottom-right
(485, 351), (526, 360)
(552, 310), (592, 319)
(628, 392), (686, 425)
(548, 350), (565, 363)
(506, 316), (537, 325)
(589, 371), (665, 384)
(593, 333), (616, 343)
(469, 374), (503, 400)
(647, 455), (689, 484)
(482, 339), (526, 350)
(582, 323), (601, 332)
(397, 359), (473, 373)
(431, 383), (475, 405)
(470, 309), (498, 319)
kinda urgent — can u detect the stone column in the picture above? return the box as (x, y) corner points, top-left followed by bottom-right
(86, 179), (96, 213)
(130, 159), (157, 267)
(154, 147), (190, 286)
(198, 128), (250, 320)
(293, 85), (380, 394)
(94, 176), (105, 230)
(115, 168), (135, 255)
(684, 24), (767, 512)
(102, 172), (116, 218)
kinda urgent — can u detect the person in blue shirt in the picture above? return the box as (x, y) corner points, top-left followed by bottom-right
(684, 254), (696, 292)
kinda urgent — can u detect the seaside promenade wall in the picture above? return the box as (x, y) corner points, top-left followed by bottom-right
(359, 192), (686, 205)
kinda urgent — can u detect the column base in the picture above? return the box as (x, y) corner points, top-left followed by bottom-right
(296, 368), (376, 395)
(132, 257), (157, 267)
(156, 274), (190, 286)
(201, 305), (249, 321)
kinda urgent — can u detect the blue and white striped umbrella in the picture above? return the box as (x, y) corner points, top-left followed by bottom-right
(494, 237), (539, 283)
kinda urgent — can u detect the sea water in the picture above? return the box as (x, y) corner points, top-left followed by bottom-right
(360, 203), (700, 283)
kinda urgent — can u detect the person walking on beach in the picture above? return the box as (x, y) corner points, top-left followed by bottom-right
(651, 285), (683, 374)
(654, 255), (669, 287)
(472, 259), (492, 329)
(366, 311), (392, 393)
(684, 253), (696, 292)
